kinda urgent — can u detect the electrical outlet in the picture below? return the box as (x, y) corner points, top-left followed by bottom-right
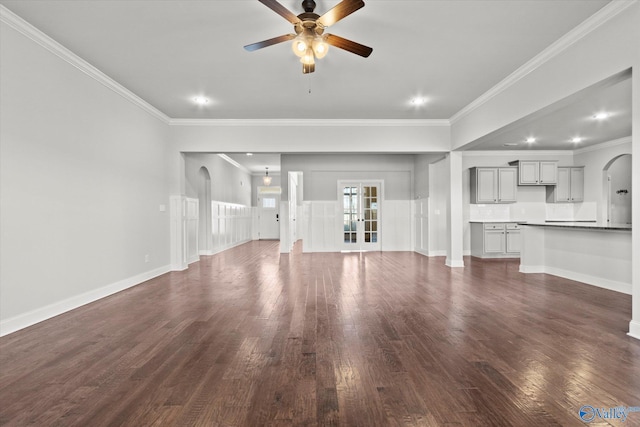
(145, 254), (150, 263)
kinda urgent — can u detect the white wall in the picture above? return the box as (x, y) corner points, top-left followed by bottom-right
(0, 20), (172, 334)
(574, 138), (632, 223)
(170, 121), (451, 154)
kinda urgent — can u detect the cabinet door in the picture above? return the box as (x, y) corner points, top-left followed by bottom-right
(555, 167), (571, 202)
(505, 230), (521, 254)
(484, 230), (505, 253)
(519, 161), (539, 184)
(570, 167), (584, 202)
(539, 161), (558, 184)
(498, 168), (517, 202)
(476, 168), (498, 203)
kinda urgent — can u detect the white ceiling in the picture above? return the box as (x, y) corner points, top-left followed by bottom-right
(2, 0), (632, 169)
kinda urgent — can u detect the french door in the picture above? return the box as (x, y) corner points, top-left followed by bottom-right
(339, 181), (382, 251)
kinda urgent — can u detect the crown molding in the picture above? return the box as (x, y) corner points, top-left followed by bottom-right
(0, 5), (170, 124)
(450, 0), (637, 124)
(572, 136), (632, 155)
(168, 118), (450, 127)
(462, 150), (575, 157)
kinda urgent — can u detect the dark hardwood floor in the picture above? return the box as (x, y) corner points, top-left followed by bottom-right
(1, 241), (639, 426)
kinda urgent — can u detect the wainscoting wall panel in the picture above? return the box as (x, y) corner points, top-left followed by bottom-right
(211, 201), (252, 255)
(302, 201), (338, 253)
(380, 200), (412, 251)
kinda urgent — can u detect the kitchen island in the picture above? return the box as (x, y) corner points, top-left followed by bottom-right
(519, 221), (632, 294)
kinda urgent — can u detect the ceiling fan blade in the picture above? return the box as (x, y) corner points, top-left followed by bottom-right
(244, 34), (296, 52)
(258, 0), (301, 24)
(325, 34), (372, 57)
(317, 0), (365, 27)
(303, 62), (316, 74)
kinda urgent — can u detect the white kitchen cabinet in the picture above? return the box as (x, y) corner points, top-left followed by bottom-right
(505, 224), (521, 254)
(509, 160), (558, 185)
(470, 222), (521, 258)
(546, 166), (584, 203)
(469, 167), (517, 204)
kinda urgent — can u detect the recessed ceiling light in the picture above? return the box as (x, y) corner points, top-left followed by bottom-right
(246, 153), (253, 156)
(410, 97), (426, 106)
(194, 96), (209, 106)
(593, 112), (609, 120)
(571, 137), (582, 143)
(525, 137), (536, 143)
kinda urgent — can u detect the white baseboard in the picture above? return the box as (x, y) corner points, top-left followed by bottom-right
(519, 265), (545, 273)
(0, 264), (171, 337)
(628, 320), (640, 340)
(428, 250), (447, 257)
(446, 258), (465, 268)
(525, 266), (631, 295)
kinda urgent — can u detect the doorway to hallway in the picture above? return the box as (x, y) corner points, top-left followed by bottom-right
(257, 187), (281, 240)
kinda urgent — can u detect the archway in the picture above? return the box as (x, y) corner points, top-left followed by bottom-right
(603, 154), (632, 224)
(198, 167), (213, 254)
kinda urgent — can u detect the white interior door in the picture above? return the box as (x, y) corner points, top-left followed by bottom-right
(340, 181), (381, 251)
(258, 190), (280, 240)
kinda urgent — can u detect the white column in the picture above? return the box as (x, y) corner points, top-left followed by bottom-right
(446, 152), (464, 267)
(629, 62), (640, 340)
(170, 195), (188, 271)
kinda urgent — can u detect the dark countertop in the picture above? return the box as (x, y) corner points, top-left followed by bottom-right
(468, 220), (518, 223)
(518, 221), (632, 231)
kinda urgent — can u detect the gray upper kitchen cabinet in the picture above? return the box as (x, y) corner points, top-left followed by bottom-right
(470, 167), (517, 204)
(509, 160), (558, 185)
(546, 166), (584, 203)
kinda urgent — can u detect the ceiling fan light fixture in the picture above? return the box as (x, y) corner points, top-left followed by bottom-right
(300, 48), (316, 65)
(312, 36), (329, 59)
(292, 37), (308, 57)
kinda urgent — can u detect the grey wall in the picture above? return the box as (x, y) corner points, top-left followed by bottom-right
(184, 153), (252, 206)
(1, 21), (172, 325)
(281, 154), (415, 201)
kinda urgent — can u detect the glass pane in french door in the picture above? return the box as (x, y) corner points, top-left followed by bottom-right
(362, 185), (378, 243)
(343, 186), (358, 244)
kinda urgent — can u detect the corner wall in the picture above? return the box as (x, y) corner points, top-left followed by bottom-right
(0, 19), (172, 335)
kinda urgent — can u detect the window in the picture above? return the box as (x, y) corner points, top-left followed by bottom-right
(262, 197), (276, 209)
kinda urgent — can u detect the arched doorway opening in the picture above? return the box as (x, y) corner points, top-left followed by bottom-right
(603, 154), (632, 224)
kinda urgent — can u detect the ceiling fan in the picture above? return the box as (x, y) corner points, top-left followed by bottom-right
(244, 0), (373, 74)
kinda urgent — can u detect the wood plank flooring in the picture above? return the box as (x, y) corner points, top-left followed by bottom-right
(1, 240), (639, 426)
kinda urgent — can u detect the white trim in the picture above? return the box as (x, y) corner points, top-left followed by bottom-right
(445, 258), (465, 268)
(462, 150), (575, 157)
(0, 265), (171, 337)
(572, 136), (632, 155)
(519, 265), (545, 274)
(169, 118), (450, 127)
(217, 154), (251, 174)
(628, 320), (640, 340)
(429, 250), (447, 257)
(521, 265), (631, 295)
(0, 5), (170, 124)
(450, 0), (637, 124)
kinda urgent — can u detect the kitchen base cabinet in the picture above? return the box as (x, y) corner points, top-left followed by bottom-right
(470, 222), (521, 258)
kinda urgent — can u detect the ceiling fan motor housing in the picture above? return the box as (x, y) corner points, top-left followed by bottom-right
(302, 0), (317, 13)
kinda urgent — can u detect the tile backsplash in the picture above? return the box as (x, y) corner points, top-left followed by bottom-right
(469, 202), (597, 222)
